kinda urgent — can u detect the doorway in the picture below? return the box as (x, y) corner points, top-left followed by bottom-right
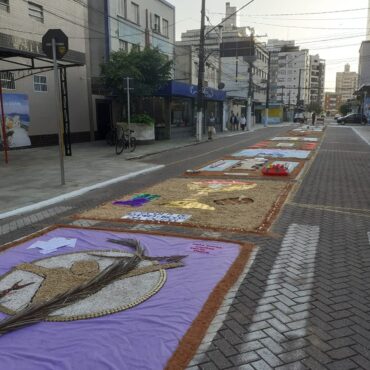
(95, 100), (112, 140)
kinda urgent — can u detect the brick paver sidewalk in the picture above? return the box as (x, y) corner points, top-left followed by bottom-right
(188, 127), (370, 370)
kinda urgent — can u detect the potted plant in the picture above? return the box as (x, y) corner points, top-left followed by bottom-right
(128, 114), (155, 143)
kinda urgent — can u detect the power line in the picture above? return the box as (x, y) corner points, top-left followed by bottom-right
(208, 7), (369, 17)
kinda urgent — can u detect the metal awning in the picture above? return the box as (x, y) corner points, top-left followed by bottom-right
(0, 32), (85, 71)
(0, 32), (86, 161)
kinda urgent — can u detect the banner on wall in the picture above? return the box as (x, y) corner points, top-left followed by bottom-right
(1, 94), (31, 148)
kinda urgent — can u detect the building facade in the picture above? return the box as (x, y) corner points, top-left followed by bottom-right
(309, 55), (325, 109)
(178, 2), (268, 128)
(358, 41), (370, 88)
(266, 39), (295, 104)
(0, 0), (90, 149)
(335, 64), (358, 102)
(324, 92), (342, 116)
(88, 0), (175, 139)
(275, 48), (310, 108)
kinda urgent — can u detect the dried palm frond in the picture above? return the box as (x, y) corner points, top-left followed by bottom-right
(107, 238), (187, 264)
(0, 239), (145, 336)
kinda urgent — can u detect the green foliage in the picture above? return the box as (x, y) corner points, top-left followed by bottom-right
(101, 47), (173, 98)
(339, 103), (351, 115)
(130, 114), (155, 126)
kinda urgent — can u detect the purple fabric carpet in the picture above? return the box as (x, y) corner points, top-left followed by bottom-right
(0, 227), (241, 370)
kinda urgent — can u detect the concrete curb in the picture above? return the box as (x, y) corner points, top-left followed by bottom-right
(0, 165), (164, 221)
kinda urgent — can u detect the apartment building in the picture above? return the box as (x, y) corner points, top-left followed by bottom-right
(0, 0), (90, 149)
(276, 47), (310, 107)
(309, 55), (325, 108)
(266, 39), (295, 103)
(336, 64), (358, 102)
(88, 0), (175, 139)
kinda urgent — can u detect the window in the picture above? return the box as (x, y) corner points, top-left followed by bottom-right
(0, 0), (9, 12)
(131, 2), (139, 24)
(117, 0), (127, 17)
(28, 2), (44, 22)
(162, 19), (169, 37)
(153, 14), (160, 33)
(131, 43), (140, 52)
(0, 72), (15, 90)
(34, 75), (47, 92)
(119, 40), (128, 52)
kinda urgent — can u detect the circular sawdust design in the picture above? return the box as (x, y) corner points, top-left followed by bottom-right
(0, 250), (166, 321)
(214, 197), (254, 206)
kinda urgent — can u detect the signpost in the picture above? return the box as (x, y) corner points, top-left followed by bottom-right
(42, 29), (68, 185)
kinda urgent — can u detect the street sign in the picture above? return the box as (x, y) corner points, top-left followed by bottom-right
(42, 29), (68, 60)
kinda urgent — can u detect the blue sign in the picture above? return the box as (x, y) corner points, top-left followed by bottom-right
(156, 81), (226, 101)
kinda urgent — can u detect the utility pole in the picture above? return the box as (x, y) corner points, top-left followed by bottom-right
(52, 37), (65, 186)
(196, 0), (206, 142)
(124, 77), (133, 140)
(297, 68), (302, 108)
(217, 25), (224, 131)
(217, 25), (223, 86)
(264, 51), (271, 127)
(247, 62), (253, 131)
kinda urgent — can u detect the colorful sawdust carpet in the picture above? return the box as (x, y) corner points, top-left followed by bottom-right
(0, 227), (251, 370)
(198, 160), (240, 172)
(231, 149), (311, 159)
(113, 194), (160, 207)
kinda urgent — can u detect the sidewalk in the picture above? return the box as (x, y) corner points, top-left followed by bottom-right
(0, 123), (293, 219)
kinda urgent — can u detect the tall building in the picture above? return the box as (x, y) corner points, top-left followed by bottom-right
(367, 0), (370, 41)
(267, 39), (295, 103)
(335, 64), (358, 102)
(178, 2), (269, 126)
(88, 0), (176, 139)
(358, 41), (370, 88)
(277, 48), (310, 107)
(222, 2), (238, 29)
(0, 0), (90, 148)
(309, 55), (325, 108)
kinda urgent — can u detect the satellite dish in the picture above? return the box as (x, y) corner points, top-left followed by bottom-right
(218, 82), (225, 90)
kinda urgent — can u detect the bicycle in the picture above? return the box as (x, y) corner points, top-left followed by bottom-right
(115, 123), (137, 155)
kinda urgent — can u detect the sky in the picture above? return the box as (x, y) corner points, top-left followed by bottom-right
(170, 0), (369, 92)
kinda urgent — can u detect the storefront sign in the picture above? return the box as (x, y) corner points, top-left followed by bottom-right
(157, 81), (226, 101)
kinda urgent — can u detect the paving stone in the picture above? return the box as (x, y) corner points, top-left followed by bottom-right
(206, 350), (232, 369)
(326, 359), (358, 370)
(250, 359), (272, 370)
(230, 351), (260, 366)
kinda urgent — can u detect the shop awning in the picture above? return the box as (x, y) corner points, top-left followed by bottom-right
(156, 80), (226, 102)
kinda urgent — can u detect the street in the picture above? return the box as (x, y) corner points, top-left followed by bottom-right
(1, 123), (370, 369)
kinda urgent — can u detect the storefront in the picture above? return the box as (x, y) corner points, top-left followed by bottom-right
(156, 81), (226, 139)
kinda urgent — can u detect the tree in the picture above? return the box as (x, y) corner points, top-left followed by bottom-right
(101, 47), (173, 98)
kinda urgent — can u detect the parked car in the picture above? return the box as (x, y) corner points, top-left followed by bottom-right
(337, 113), (367, 125)
(334, 113), (341, 120)
(293, 112), (306, 123)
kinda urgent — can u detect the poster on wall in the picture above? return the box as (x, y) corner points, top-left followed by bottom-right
(1, 94), (31, 148)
